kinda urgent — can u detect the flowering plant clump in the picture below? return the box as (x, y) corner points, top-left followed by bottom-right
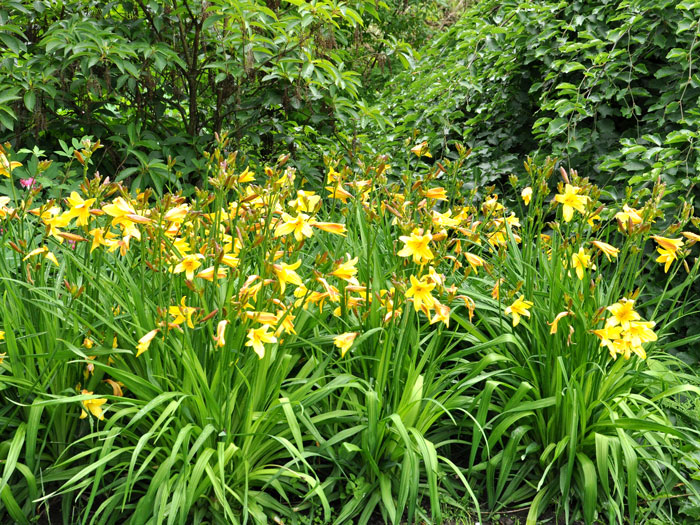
(1, 140), (699, 525)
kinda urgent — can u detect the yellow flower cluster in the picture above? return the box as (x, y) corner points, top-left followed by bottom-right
(592, 298), (657, 360)
(6, 141), (700, 423)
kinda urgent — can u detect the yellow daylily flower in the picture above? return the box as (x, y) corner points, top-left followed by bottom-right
(430, 300), (451, 327)
(605, 298), (640, 330)
(464, 252), (485, 274)
(334, 332), (358, 357)
(548, 311), (569, 334)
(65, 191), (96, 226)
(173, 254), (205, 280)
(245, 325), (277, 359)
(554, 184), (589, 222)
(591, 240), (619, 261)
(274, 212), (315, 241)
(681, 231), (700, 243)
(331, 256), (359, 284)
(169, 296), (196, 329)
(410, 141), (432, 158)
(102, 197), (136, 227)
(615, 204), (643, 231)
(196, 266), (228, 281)
(326, 184), (353, 203)
(425, 187), (447, 200)
(313, 221), (347, 236)
(273, 260), (303, 293)
(163, 204), (190, 223)
(571, 247), (592, 280)
(655, 248), (677, 273)
(288, 190), (321, 213)
(398, 230), (434, 264)
(504, 295), (533, 326)
(652, 235), (683, 254)
(213, 320), (228, 347)
(592, 325), (624, 353)
(521, 186), (532, 206)
(405, 275), (436, 312)
(136, 329), (160, 357)
(88, 227), (117, 253)
(79, 389), (107, 420)
(0, 153), (21, 177)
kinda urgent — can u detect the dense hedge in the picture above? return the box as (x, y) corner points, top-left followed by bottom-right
(370, 0), (700, 200)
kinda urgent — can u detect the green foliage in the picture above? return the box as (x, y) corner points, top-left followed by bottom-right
(2, 138), (700, 523)
(457, 159), (700, 523)
(368, 0), (700, 199)
(0, 0), (396, 186)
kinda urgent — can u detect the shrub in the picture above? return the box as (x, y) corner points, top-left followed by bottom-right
(367, 0), (700, 201)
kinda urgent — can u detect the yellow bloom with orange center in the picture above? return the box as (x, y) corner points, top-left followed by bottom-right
(398, 231), (434, 264)
(554, 184), (589, 222)
(592, 325), (623, 353)
(624, 320), (657, 349)
(275, 309), (297, 336)
(246, 325), (277, 359)
(136, 329), (160, 357)
(43, 211), (72, 240)
(173, 254), (205, 280)
(482, 195), (504, 215)
(405, 275), (436, 312)
(79, 389), (107, 420)
(431, 209), (460, 228)
(504, 295), (533, 326)
(334, 332), (358, 357)
(605, 298), (640, 330)
(275, 212), (315, 241)
(571, 247), (592, 280)
(89, 228), (117, 253)
(273, 260), (303, 293)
